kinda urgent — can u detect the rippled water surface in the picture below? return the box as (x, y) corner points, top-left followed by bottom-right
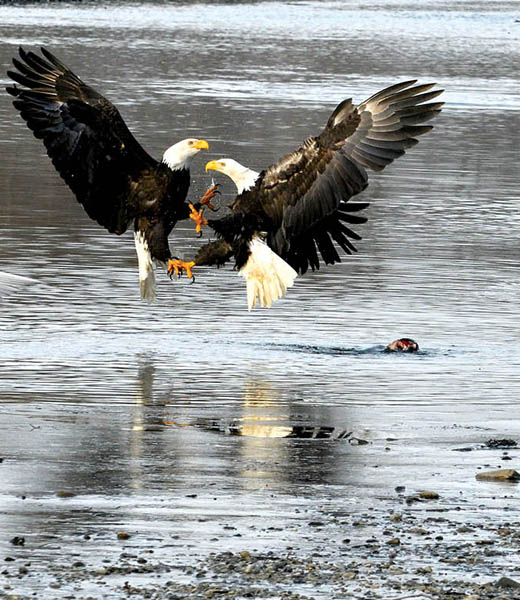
(1, 1), (519, 596)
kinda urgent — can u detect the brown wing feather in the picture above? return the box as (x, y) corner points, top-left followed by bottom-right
(6, 47), (157, 234)
(233, 80), (442, 272)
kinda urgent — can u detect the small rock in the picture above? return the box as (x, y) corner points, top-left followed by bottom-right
(386, 538), (401, 545)
(349, 437), (369, 445)
(388, 566), (405, 574)
(495, 576), (520, 588)
(417, 566), (432, 574)
(409, 528), (428, 535)
(117, 531), (130, 540)
(486, 439), (517, 449)
(405, 495), (422, 504)
(389, 514), (402, 522)
(457, 526), (474, 533)
(419, 491), (440, 500)
(56, 490), (76, 498)
(475, 469), (520, 481)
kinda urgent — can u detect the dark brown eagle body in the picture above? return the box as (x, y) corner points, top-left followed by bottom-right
(202, 80), (443, 309)
(6, 47), (207, 301)
(131, 164), (191, 262)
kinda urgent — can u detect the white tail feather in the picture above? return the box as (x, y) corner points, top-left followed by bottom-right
(134, 231), (156, 303)
(238, 236), (297, 310)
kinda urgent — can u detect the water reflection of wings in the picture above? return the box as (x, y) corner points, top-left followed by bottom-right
(201, 380), (352, 441)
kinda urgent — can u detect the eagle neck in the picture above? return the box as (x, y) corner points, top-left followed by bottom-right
(162, 157), (192, 172)
(162, 146), (194, 171)
(234, 169), (260, 194)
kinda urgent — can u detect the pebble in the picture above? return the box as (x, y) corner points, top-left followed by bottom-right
(72, 561), (85, 567)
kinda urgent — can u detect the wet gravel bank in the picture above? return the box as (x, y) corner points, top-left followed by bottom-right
(3, 492), (520, 600)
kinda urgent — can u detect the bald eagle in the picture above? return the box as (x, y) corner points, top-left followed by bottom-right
(187, 80), (443, 310)
(6, 47), (217, 302)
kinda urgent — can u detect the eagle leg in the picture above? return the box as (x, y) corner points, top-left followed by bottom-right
(188, 203), (208, 237)
(168, 258), (196, 282)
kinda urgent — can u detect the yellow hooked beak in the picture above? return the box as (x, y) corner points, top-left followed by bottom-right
(194, 139), (210, 150)
(205, 160), (220, 172)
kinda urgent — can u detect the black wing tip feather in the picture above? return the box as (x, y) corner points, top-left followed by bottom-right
(10, 46), (66, 79)
(40, 46), (68, 71)
(5, 83), (19, 97)
(340, 81), (444, 172)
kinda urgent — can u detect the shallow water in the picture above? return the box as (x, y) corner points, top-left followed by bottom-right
(1, 1), (520, 597)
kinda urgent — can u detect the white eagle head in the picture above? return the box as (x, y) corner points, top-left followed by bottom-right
(205, 158), (260, 194)
(162, 138), (209, 170)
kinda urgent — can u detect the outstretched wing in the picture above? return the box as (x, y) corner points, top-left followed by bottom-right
(235, 81), (443, 273)
(6, 47), (157, 234)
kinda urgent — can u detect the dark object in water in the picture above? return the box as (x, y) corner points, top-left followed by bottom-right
(10, 536), (25, 546)
(385, 338), (419, 353)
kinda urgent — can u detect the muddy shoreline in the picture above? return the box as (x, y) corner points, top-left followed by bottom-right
(3, 506), (520, 599)
(3, 440), (520, 599)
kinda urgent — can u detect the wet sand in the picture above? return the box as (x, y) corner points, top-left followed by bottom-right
(2, 408), (520, 599)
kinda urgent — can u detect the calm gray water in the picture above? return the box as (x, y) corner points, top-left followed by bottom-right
(1, 1), (519, 596)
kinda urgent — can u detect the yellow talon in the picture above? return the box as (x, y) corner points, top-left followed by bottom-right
(168, 259), (196, 279)
(199, 184), (220, 211)
(189, 203), (208, 234)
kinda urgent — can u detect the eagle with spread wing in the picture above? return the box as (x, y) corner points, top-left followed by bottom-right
(186, 80), (443, 309)
(6, 47), (218, 302)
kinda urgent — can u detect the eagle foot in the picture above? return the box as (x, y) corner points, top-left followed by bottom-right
(168, 259), (196, 282)
(189, 203), (208, 237)
(199, 183), (221, 212)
